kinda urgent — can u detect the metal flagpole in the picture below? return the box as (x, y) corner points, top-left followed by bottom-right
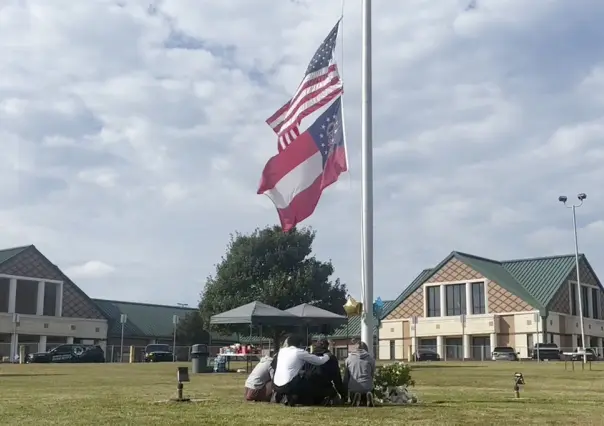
(360, 0), (374, 354)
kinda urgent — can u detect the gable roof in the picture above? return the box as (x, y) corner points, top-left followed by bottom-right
(0, 246), (30, 265)
(380, 268), (434, 319)
(502, 253), (601, 309)
(0, 245), (109, 321)
(381, 251), (601, 317)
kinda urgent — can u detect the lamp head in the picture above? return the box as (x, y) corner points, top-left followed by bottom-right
(578, 193), (587, 201)
(558, 195), (568, 203)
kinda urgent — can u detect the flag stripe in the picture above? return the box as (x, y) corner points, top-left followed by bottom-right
(257, 132), (319, 193)
(267, 64), (340, 130)
(273, 146), (347, 232)
(276, 83), (343, 137)
(270, 68), (341, 133)
(264, 151), (323, 209)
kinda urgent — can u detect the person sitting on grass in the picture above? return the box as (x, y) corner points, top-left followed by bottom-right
(244, 352), (275, 402)
(272, 334), (330, 406)
(301, 339), (347, 405)
(343, 341), (376, 404)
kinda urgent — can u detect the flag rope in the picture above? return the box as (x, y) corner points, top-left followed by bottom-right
(339, 0), (352, 190)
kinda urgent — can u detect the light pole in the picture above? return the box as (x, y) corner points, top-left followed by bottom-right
(119, 314), (127, 363)
(558, 193), (587, 364)
(172, 315), (180, 362)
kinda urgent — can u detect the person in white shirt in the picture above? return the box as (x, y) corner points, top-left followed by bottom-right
(244, 354), (274, 402)
(272, 334), (329, 405)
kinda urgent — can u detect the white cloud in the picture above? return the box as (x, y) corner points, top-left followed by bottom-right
(64, 261), (116, 279)
(2, 0), (604, 304)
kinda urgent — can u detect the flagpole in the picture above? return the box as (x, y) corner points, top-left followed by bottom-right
(360, 0), (374, 355)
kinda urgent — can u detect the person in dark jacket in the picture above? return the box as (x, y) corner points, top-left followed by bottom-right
(302, 339), (347, 405)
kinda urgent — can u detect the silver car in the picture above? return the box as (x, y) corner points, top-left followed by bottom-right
(492, 346), (519, 361)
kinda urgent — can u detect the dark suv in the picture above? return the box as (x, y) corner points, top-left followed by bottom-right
(531, 343), (561, 360)
(144, 344), (173, 362)
(492, 346), (518, 361)
(27, 344), (105, 363)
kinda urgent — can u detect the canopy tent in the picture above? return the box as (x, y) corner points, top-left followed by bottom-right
(210, 301), (300, 326)
(285, 303), (347, 327)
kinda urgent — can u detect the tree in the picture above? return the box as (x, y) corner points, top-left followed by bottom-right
(176, 310), (210, 345)
(199, 226), (347, 347)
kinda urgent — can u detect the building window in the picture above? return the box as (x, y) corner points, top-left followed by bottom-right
(446, 284), (466, 316)
(581, 285), (589, 318)
(570, 284), (577, 316)
(592, 288), (599, 320)
(471, 282), (485, 314)
(426, 286), (440, 317)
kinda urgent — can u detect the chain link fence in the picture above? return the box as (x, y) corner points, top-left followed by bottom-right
(2, 341), (602, 364)
(375, 342), (603, 362)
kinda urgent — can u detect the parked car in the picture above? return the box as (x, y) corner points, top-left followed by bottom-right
(413, 349), (440, 361)
(571, 347), (598, 361)
(27, 344), (105, 363)
(492, 346), (519, 361)
(144, 344), (173, 362)
(532, 343), (561, 360)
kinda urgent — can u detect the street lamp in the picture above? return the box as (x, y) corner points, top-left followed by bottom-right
(558, 193), (587, 364)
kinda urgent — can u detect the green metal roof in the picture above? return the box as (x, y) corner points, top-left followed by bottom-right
(316, 300), (395, 339)
(91, 299), (239, 342)
(502, 253), (599, 310)
(0, 245), (31, 265)
(93, 299), (194, 338)
(380, 251), (599, 318)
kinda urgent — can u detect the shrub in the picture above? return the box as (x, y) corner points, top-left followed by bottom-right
(373, 362), (415, 400)
(340, 361), (415, 401)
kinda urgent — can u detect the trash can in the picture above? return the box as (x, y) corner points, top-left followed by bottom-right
(191, 344), (209, 373)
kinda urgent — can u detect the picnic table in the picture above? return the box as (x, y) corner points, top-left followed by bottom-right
(220, 353), (256, 373)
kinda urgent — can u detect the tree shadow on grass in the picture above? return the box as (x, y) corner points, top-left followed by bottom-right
(0, 373), (67, 377)
(411, 365), (487, 369)
(431, 399), (534, 405)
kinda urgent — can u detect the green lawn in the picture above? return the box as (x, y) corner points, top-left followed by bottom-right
(0, 361), (603, 425)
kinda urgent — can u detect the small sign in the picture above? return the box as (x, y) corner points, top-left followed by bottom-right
(12, 313), (20, 324)
(411, 316), (418, 325)
(120, 314), (128, 324)
(172, 315), (180, 325)
(177, 367), (190, 382)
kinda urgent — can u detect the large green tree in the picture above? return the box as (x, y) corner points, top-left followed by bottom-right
(176, 310), (209, 346)
(199, 226), (347, 347)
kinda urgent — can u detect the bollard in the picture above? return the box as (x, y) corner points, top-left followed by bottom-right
(171, 367), (190, 402)
(19, 345), (25, 364)
(129, 346), (135, 363)
(514, 372), (525, 398)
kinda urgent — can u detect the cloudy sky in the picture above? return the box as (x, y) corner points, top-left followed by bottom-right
(1, 0), (604, 306)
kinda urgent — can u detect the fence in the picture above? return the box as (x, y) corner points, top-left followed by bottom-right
(375, 343), (604, 362)
(1, 341), (601, 363)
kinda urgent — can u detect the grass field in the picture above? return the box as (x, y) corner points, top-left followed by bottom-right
(1, 361), (603, 425)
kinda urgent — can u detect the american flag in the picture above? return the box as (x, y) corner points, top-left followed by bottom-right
(266, 20), (343, 152)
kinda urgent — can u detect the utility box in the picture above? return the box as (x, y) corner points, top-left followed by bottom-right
(191, 344), (210, 374)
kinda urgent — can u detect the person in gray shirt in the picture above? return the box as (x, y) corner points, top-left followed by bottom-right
(244, 353), (275, 402)
(343, 341), (376, 399)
